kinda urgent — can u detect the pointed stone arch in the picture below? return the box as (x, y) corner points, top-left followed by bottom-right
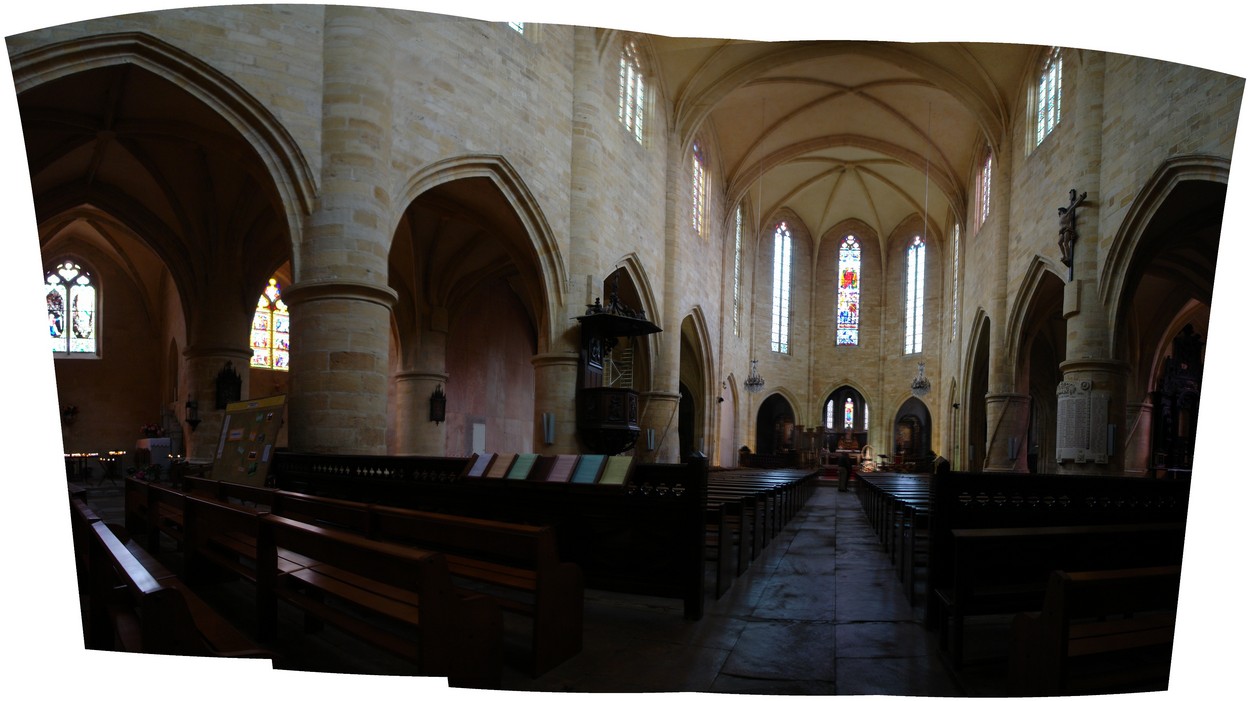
(1101, 155), (1230, 357)
(11, 31), (315, 263)
(392, 155), (568, 353)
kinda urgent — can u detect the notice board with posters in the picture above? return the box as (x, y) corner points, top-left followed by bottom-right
(211, 394), (286, 487)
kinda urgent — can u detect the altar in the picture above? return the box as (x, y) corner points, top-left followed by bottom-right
(135, 437), (172, 468)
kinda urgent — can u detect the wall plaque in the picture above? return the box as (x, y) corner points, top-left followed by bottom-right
(1056, 380), (1109, 463)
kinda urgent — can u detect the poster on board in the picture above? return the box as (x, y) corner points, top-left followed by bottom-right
(210, 394), (286, 487)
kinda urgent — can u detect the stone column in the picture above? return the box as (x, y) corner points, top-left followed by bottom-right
(1056, 51), (1125, 472)
(181, 346), (253, 461)
(285, 7), (397, 455)
(569, 27), (607, 295)
(981, 135), (1016, 471)
(532, 351), (580, 454)
(283, 281), (398, 454)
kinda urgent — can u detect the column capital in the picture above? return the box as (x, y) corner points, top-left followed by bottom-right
(1058, 358), (1130, 376)
(281, 280), (398, 310)
(393, 370), (449, 384)
(531, 351), (579, 369)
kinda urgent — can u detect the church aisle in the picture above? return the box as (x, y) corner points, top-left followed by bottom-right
(493, 482), (968, 695)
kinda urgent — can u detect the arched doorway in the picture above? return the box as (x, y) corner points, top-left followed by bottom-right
(678, 382), (696, 459)
(755, 393), (796, 456)
(966, 319), (991, 471)
(893, 397), (932, 467)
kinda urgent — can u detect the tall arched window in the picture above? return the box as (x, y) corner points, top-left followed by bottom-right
(250, 278), (290, 371)
(843, 397), (855, 429)
(904, 236), (926, 354)
(837, 235), (861, 345)
(732, 205), (743, 336)
(691, 141), (708, 237)
(46, 260), (97, 356)
(1036, 47), (1063, 146)
(951, 223), (961, 340)
(978, 151), (993, 227)
(618, 37), (646, 143)
(770, 222), (793, 354)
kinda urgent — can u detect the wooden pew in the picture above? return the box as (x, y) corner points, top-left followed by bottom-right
(255, 513), (501, 687)
(83, 517), (270, 659)
(1008, 565), (1181, 695)
(272, 453), (712, 620)
(939, 521), (1185, 666)
(369, 503), (584, 676)
(182, 493), (316, 589)
(186, 484), (585, 677)
(923, 471), (1190, 668)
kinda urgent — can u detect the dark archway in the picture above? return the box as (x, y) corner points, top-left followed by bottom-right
(967, 321), (991, 471)
(678, 382), (696, 459)
(755, 393), (796, 456)
(893, 397), (932, 466)
(822, 385), (868, 452)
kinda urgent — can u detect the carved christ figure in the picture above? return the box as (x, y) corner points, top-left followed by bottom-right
(1057, 188), (1087, 269)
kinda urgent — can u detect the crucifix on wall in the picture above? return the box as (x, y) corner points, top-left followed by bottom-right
(1057, 188), (1087, 280)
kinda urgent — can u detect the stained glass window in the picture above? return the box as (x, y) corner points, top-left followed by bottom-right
(692, 141), (707, 237)
(770, 222), (792, 354)
(46, 260), (97, 356)
(825, 400), (835, 429)
(618, 38), (646, 143)
(251, 278), (289, 371)
(904, 236), (926, 354)
(837, 235), (861, 345)
(1036, 47), (1063, 146)
(843, 397), (854, 429)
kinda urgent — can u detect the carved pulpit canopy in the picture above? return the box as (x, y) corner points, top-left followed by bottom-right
(575, 273), (661, 455)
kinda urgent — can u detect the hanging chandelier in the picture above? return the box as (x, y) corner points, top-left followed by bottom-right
(911, 361), (931, 398)
(744, 359), (765, 394)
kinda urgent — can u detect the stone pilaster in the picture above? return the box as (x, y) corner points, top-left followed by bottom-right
(532, 351), (580, 454)
(391, 370), (448, 455)
(181, 346), (254, 461)
(1122, 401), (1153, 476)
(640, 390), (682, 463)
(983, 392), (1031, 472)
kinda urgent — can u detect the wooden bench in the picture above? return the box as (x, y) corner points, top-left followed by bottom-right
(1008, 565), (1181, 695)
(82, 515), (270, 659)
(369, 503), (584, 676)
(937, 521), (1186, 666)
(255, 513), (501, 687)
(184, 483), (583, 676)
(182, 492), (317, 588)
(272, 452), (713, 620)
(923, 471), (1190, 668)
